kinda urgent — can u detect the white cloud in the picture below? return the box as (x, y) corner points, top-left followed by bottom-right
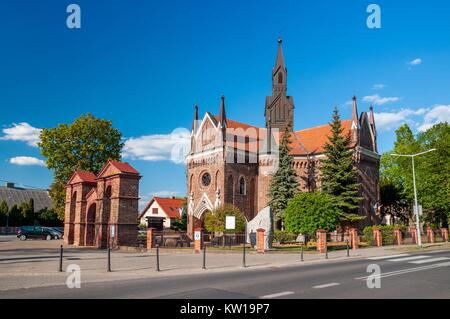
(123, 128), (191, 164)
(9, 156), (46, 167)
(372, 84), (386, 90)
(363, 94), (401, 106)
(1, 122), (41, 147)
(374, 105), (449, 132)
(408, 58), (422, 66)
(417, 104), (450, 132)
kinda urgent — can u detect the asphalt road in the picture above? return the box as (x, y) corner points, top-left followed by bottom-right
(2, 249), (450, 299)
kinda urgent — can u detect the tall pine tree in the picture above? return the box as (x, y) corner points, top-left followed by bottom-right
(269, 124), (300, 229)
(321, 107), (364, 226)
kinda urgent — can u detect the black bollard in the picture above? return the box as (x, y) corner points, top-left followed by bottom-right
(346, 239), (350, 257)
(59, 245), (63, 272)
(243, 227), (247, 268)
(202, 245), (206, 269)
(107, 248), (111, 272)
(156, 244), (160, 272)
(325, 244), (328, 259)
(301, 244), (304, 262)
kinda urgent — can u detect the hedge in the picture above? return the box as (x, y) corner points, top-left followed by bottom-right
(363, 225), (407, 246)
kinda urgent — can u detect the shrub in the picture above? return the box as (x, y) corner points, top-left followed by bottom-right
(363, 225), (408, 246)
(284, 192), (340, 236)
(273, 230), (297, 244)
(204, 204), (245, 233)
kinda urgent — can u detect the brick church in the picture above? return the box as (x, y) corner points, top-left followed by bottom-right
(186, 39), (381, 236)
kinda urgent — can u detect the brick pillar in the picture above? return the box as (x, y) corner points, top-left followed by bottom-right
(256, 228), (265, 253)
(316, 229), (327, 253)
(410, 227), (417, 244)
(373, 228), (382, 247)
(394, 228), (403, 245)
(349, 228), (359, 250)
(194, 228), (203, 253)
(426, 227), (435, 243)
(441, 228), (449, 242)
(146, 228), (155, 250)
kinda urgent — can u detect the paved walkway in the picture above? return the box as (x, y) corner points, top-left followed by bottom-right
(1, 235), (449, 291)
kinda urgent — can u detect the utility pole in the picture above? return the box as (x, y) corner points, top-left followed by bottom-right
(391, 149), (436, 248)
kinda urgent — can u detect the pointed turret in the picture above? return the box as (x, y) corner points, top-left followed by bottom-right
(274, 37), (286, 71)
(351, 95), (359, 130)
(218, 95), (227, 128)
(369, 104), (377, 152)
(192, 104), (199, 132)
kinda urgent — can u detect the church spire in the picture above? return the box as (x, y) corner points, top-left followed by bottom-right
(275, 37), (285, 70)
(265, 38), (294, 132)
(218, 95), (227, 128)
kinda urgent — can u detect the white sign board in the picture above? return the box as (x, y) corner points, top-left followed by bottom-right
(414, 205), (423, 216)
(110, 225), (115, 238)
(225, 216), (236, 230)
(194, 230), (201, 241)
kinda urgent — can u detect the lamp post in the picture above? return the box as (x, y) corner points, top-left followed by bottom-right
(390, 149), (436, 248)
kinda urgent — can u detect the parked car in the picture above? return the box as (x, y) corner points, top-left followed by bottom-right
(17, 226), (61, 241)
(45, 227), (64, 239)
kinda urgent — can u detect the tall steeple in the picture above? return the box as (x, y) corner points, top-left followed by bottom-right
(369, 104), (377, 152)
(265, 38), (294, 132)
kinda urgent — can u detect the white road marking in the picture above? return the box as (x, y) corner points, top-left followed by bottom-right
(388, 255), (430, 262)
(260, 291), (295, 299)
(366, 254), (410, 260)
(355, 261), (450, 280)
(409, 257), (450, 264)
(312, 283), (340, 289)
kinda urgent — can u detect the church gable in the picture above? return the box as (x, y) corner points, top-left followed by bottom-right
(195, 113), (220, 152)
(359, 113), (375, 152)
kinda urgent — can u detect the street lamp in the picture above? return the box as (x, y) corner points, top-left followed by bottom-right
(390, 149), (437, 248)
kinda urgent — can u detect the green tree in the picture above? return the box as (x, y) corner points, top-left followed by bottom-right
(20, 198), (35, 225)
(268, 124), (300, 229)
(320, 107), (363, 225)
(204, 204), (246, 233)
(0, 201), (8, 226)
(8, 205), (23, 227)
(39, 113), (124, 220)
(381, 123), (449, 227)
(284, 192), (340, 236)
(170, 199), (187, 231)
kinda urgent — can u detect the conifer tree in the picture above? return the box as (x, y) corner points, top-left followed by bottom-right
(321, 107), (364, 225)
(269, 124), (300, 229)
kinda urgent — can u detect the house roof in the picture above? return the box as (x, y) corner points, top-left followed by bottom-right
(108, 160), (139, 174)
(140, 197), (185, 220)
(0, 185), (53, 212)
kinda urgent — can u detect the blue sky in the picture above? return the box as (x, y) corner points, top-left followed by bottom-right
(1, 0), (449, 207)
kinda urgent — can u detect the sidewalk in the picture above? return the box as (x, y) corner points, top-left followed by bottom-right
(1, 237), (449, 291)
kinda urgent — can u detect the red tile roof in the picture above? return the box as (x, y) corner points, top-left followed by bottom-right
(212, 115), (354, 156)
(154, 197), (184, 219)
(109, 160), (139, 174)
(68, 170), (97, 184)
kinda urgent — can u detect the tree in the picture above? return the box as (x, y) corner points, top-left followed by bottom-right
(380, 123), (450, 227)
(268, 124), (299, 229)
(39, 113), (124, 220)
(170, 199), (187, 231)
(321, 107), (363, 225)
(379, 179), (410, 224)
(0, 201), (8, 226)
(284, 192), (340, 236)
(204, 204), (246, 233)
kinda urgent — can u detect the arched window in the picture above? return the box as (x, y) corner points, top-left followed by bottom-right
(278, 72), (283, 84)
(239, 177), (246, 195)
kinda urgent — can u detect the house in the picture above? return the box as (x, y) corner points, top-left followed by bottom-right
(0, 182), (52, 212)
(139, 197), (185, 229)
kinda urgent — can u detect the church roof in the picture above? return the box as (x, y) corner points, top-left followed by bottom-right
(212, 116), (354, 156)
